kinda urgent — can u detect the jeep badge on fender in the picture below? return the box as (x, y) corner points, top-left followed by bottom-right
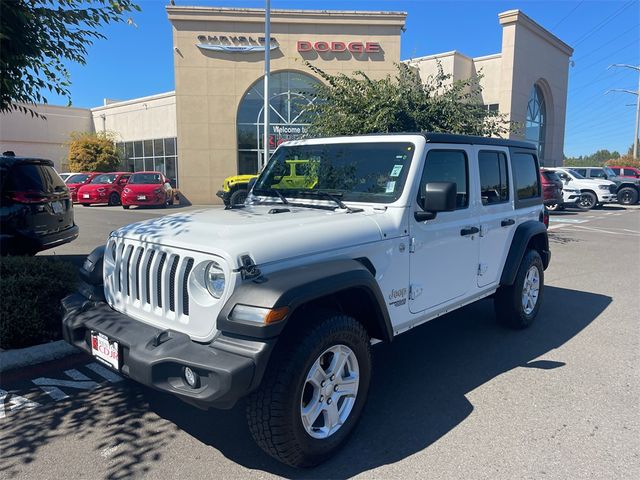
(62, 133), (550, 468)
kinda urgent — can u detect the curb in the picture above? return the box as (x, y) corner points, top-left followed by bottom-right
(0, 340), (80, 373)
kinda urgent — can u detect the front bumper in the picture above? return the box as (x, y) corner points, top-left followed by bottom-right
(121, 194), (166, 206)
(62, 292), (275, 409)
(598, 194), (617, 203)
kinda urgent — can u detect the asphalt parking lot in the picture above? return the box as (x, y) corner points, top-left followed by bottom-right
(2, 204), (639, 479)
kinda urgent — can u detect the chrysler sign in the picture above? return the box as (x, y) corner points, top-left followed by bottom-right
(197, 35), (280, 53)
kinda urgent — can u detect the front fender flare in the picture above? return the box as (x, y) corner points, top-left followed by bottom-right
(216, 259), (393, 342)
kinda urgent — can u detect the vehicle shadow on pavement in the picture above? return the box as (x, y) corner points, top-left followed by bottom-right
(0, 286), (610, 479)
(153, 285), (611, 478)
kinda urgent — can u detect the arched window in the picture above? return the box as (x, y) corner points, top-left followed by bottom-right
(525, 85), (546, 159)
(237, 71), (320, 174)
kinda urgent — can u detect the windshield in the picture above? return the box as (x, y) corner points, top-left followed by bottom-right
(91, 174), (117, 184)
(66, 173), (90, 184)
(567, 169), (585, 179)
(253, 142), (416, 204)
(129, 173), (162, 184)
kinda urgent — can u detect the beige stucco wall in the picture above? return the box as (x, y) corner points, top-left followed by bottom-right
(473, 54), (502, 105)
(498, 10), (573, 166)
(168, 6), (406, 204)
(91, 92), (177, 143)
(0, 104), (93, 171)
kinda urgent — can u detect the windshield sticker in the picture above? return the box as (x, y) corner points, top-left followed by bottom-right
(390, 165), (403, 177)
(385, 181), (396, 193)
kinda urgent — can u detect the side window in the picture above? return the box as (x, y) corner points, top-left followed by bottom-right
(624, 168), (637, 177)
(478, 151), (509, 205)
(573, 168), (586, 177)
(590, 168), (606, 178)
(512, 152), (540, 200)
(420, 150), (469, 209)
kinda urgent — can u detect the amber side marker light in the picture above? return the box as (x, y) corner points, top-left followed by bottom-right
(231, 304), (290, 325)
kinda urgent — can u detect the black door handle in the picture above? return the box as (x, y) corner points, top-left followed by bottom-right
(501, 218), (515, 227)
(460, 227), (479, 236)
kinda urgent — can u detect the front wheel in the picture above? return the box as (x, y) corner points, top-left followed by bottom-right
(247, 312), (371, 467)
(229, 189), (248, 207)
(494, 249), (544, 329)
(108, 192), (121, 206)
(577, 191), (597, 210)
(618, 187), (639, 205)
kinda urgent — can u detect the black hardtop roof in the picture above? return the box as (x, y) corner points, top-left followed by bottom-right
(0, 156), (54, 168)
(363, 132), (537, 150)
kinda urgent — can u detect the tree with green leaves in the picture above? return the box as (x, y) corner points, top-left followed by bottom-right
(305, 61), (512, 137)
(67, 131), (120, 172)
(0, 0), (139, 116)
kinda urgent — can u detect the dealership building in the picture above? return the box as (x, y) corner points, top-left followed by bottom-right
(0, 6), (572, 205)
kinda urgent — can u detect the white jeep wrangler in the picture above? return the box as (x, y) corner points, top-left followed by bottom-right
(63, 133), (551, 467)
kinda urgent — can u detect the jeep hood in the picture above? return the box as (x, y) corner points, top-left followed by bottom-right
(111, 205), (384, 267)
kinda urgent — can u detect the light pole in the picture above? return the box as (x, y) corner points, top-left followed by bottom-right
(262, 0), (271, 170)
(607, 64), (640, 159)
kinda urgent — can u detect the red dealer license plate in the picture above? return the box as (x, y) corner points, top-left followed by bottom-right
(91, 331), (120, 370)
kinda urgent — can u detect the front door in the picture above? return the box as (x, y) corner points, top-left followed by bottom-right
(409, 147), (479, 314)
(476, 149), (515, 287)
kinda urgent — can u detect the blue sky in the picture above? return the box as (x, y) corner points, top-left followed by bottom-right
(52, 0), (639, 157)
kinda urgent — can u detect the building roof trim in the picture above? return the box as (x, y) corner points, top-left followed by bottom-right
(499, 10), (574, 56)
(473, 53), (501, 62)
(404, 50), (474, 64)
(91, 91), (176, 112)
(166, 6), (406, 25)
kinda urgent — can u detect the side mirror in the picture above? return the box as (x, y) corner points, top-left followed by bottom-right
(415, 182), (457, 222)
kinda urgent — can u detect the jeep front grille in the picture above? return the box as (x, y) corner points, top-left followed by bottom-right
(114, 243), (193, 317)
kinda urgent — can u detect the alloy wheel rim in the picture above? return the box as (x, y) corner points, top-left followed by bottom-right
(300, 344), (359, 439)
(580, 194), (595, 208)
(521, 266), (540, 315)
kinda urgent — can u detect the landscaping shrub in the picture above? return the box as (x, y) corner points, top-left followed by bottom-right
(0, 256), (78, 349)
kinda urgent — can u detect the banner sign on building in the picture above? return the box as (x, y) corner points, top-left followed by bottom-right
(197, 35), (280, 53)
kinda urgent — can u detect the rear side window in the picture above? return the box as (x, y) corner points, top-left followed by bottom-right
(512, 152), (540, 201)
(4, 164), (66, 193)
(420, 150), (469, 209)
(589, 168), (606, 179)
(478, 151), (509, 205)
(572, 168), (587, 177)
(624, 168), (638, 176)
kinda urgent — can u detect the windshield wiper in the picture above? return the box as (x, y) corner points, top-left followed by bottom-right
(253, 188), (289, 205)
(295, 191), (363, 213)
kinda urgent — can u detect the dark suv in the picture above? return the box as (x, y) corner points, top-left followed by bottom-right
(1, 156), (79, 255)
(572, 167), (640, 205)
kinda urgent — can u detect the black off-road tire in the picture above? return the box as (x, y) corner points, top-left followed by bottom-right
(246, 312), (372, 468)
(108, 192), (121, 206)
(122, 205), (130, 210)
(229, 189), (248, 207)
(577, 191), (597, 210)
(617, 186), (638, 205)
(494, 249), (544, 329)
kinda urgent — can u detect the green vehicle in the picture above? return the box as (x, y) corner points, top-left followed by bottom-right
(216, 159), (315, 206)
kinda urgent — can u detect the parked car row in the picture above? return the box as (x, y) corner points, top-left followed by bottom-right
(540, 165), (640, 211)
(66, 171), (177, 208)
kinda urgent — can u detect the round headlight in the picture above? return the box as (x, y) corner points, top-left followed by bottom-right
(204, 261), (225, 298)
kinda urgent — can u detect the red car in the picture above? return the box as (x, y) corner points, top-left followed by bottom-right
(607, 166), (640, 179)
(540, 168), (563, 206)
(65, 172), (99, 203)
(121, 171), (175, 209)
(77, 172), (131, 206)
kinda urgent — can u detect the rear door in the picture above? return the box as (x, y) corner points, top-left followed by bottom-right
(476, 149), (514, 288)
(409, 146), (479, 313)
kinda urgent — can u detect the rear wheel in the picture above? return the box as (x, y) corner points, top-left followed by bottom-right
(577, 191), (597, 210)
(618, 186), (638, 205)
(229, 189), (248, 207)
(81, 203), (90, 207)
(247, 311), (371, 467)
(108, 192), (121, 206)
(495, 249), (544, 329)
(122, 205), (130, 210)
